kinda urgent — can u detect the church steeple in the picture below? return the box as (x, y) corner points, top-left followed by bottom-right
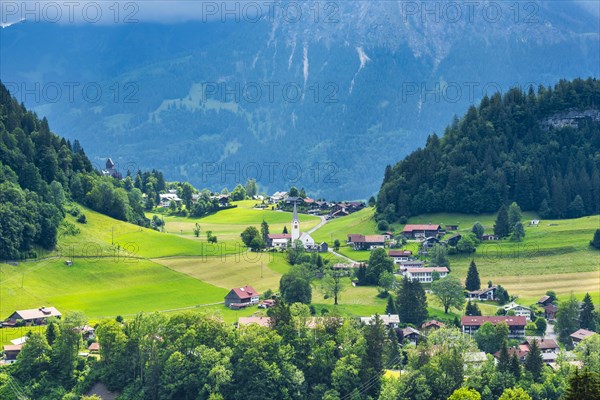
(291, 200), (300, 243)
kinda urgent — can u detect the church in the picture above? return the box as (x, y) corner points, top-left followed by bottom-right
(267, 201), (327, 252)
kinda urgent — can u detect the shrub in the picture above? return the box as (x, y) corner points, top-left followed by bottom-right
(77, 214), (87, 224)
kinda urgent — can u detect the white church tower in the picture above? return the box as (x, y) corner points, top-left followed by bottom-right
(291, 201), (300, 244)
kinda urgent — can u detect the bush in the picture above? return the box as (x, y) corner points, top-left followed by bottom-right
(77, 214), (87, 224)
(399, 216), (408, 224)
(377, 220), (389, 231)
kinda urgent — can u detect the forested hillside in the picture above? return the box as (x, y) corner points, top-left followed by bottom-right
(0, 82), (149, 259)
(377, 78), (600, 221)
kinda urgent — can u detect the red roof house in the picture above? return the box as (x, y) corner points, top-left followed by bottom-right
(461, 316), (527, 338)
(224, 286), (260, 309)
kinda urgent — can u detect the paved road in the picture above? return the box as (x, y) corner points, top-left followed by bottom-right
(307, 215), (360, 264)
(307, 215), (328, 234)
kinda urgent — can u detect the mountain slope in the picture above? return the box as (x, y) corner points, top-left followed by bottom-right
(1, 1), (599, 198)
(376, 78), (600, 221)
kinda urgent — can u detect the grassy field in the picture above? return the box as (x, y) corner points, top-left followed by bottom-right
(149, 200), (321, 243)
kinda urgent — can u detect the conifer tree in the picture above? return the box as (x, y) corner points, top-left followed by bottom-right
(465, 260), (481, 291)
(385, 295), (397, 315)
(497, 339), (510, 373)
(509, 352), (521, 380)
(494, 204), (510, 238)
(579, 293), (597, 331)
(524, 339), (543, 382)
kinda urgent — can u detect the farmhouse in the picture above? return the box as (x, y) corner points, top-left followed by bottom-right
(224, 286), (260, 309)
(420, 237), (441, 248)
(466, 286), (498, 301)
(537, 295), (553, 306)
(402, 224), (441, 239)
(159, 193), (181, 207)
(270, 191), (288, 203)
(401, 327), (423, 344)
(461, 316), (527, 338)
(4, 306), (62, 326)
(570, 329), (597, 344)
(388, 250), (413, 264)
(402, 267), (449, 283)
(523, 338), (559, 353)
(360, 314), (400, 329)
(347, 234), (386, 250)
(421, 320), (445, 331)
(481, 234), (499, 241)
(446, 233), (462, 247)
(2, 344), (22, 362)
(544, 304), (558, 321)
(267, 233), (291, 249)
(503, 302), (533, 321)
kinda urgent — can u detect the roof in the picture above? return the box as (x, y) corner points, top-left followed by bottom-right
(422, 320), (445, 329)
(11, 307), (61, 320)
(494, 347), (528, 359)
(461, 316), (527, 327)
(570, 329), (597, 341)
(268, 233), (291, 240)
(10, 337), (28, 345)
(503, 302), (532, 311)
(405, 267), (449, 273)
(525, 338), (559, 350)
(360, 314), (399, 325)
(388, 250), (412, 257)
(544, 304), (558, 312)
(402, 224), (441, 232)
(88, 342), (100, 351)
(402, 326), (422, 336)
(537, 295), (551, 304)
(468, 286), (497, 295)
(348, 234), (385, 243)
(292, 201), (299, 222)
(238, 316), (271, 327)
(228, 286), (259, 300)
(3, 344), (22, 352)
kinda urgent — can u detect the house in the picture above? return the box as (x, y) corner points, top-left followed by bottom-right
(466, 286), (498, 301)
(398, 260), (425, 269)
(388, 250), (413, 264)
(360, 314), (400, 329)
(102, 158), (122, 179)
(503, 302), (534, 321)
(88, 342), (100, 353)
(402, 267), (449, 283)
(543, 304), (558, 321)
(421, 320), (445, 331)
(258, 299), (276, 309)
(298, 232), (315, 248)
(4, 306), (62, 326)
(530, 219), (540, 226)
(238, 316), (272, 328)
(2, 344), (22, 362)
(347, 202), (365, 212)
(570, 329), (597, 345)
(10, 337), (28, 346)
(461, 316), (527, 338)
(481, 234), (499, 241)
(159, 193), (181, 207)
(267, 233), (291, 249)
(224, 286), (260, 309)
(382, 231), (395, 240)
(270, 191), (288, 203)
(401, 327), (423, 344)
(402, 224), (442, 239)
(446, 225), (459, 231)
(421, 237), (441, 248)
(347, 234), (386, 250)
(493, 347), (528, 362)
(446, 234), (462, 247)
(523, 338), (559, 353)
(306, 242), (328, 253)
(80, 326), (96, 341)
(537, 295), (553, 306)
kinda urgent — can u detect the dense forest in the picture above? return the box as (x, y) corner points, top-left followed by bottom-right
(377, 78), (600, 221)
(0, 82), (151, 259)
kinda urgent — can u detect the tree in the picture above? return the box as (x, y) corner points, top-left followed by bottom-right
(230, 184), (247, 201)
(524, 339), (544, 382)
(180, 182), (194, 209)
(496, 285), (510, 305)
(475, 322), (508, 353)
(511, 222), (525, 242)
(472, 221), (485, 240)
(368, 196), (376, 207)
(396, 277), (428, 325)
(509, 352), (521, 380)
(45, 321), (59, 346)
(563, 368), (600, 400)
(366, 248), (394, 285)
(333, 239), (340, 251)
(498, 387), (532, 400)
(322, 271), (345, 305)
(240, 226), (260, 247)
(378, 271), (395, 296)
(494, 204), (510, 238)
(260, 219), (270, 242)
(497, 339), (511, 372)
(244, 178), (257, 197)
(556, 294), (581, 347)
(579, 293), (597, 331)
(508, 202), (522, 231)
(545, 290), (557, 303)
(429, 244), (450, 267)
(534, 317), (547, 335)
(14, 332), (51, 382)
(568, 195), (585, 218)
(448, 387), (481, 400)
(385, 296), (396, 315)
(465, 260), (481, 291)
(280, 273), (312, 304)
(249, 236), (266, 251)
(466, 301), (482, 316)
(590, 229), (600, 250)
(431, 275), (465, 314)
(457, 235), (477, 253)
(289, 186), (299, 197)
(363, 314), (387, 396)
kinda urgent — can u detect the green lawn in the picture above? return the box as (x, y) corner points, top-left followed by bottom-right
(311, 207), (379, 244)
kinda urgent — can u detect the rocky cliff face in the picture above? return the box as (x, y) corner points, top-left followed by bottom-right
(1, 1), (598, 198)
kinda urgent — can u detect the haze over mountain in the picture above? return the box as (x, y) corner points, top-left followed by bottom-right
(1, 1), (598, 198)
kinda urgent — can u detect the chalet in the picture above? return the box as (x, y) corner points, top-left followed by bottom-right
(421, 320), (445, 331)
(466, 286), (497, 301)
(315, 201), (329, 210)
(446, 234), (462, 247)
(159, 193), (181, 207)
(348, 201), (365, 211)
(388, 250), (413, 264)
(4, 307), (61, 326)
(238, 316), (272, 328)
(523, 338), (559, 353)
(270, 191), (288, 203)
(401, 327), (423, 344)
(481, 234), (499, 241)
(493, 347), (528, 362)
(402, 267), (449, 283)
(88, 342), (100, 353)
(402, 224), (442, 239)
(382, 231), (394, 240)
(306, 242), (328, 253)
(543, 304), (558, 321)
(461, 316), (527, 338)
(347, 234), (386, 250)
(331, 209), (349, 218)
(537, 295), (553, 306)
(268, 233), (291, 249)
(570, 329), (597, 345)
(360, 314), (400, 329)
(445, 225), (459, 231)
(503, 302), (533, 321)
(212, 194), (230, 206)
(224, 286), (260, 309)
(2, 344), (22, 362)
(421, 237), (441, 248)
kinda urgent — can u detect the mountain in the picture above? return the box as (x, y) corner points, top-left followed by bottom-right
(376, 78), (600, 222)
(1, 1), (598, 198)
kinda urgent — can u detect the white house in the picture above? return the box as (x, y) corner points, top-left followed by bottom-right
(159, 193), (181, 207)
(388, 250), (413, 264)
(267, 233), (291, 249)
(402, 267), (449, 283)
(503, 302), (534, 321)
(360, 314), (400, 329)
